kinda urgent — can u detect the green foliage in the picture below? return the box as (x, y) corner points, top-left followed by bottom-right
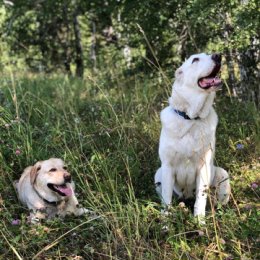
(1, 1), (259, 81)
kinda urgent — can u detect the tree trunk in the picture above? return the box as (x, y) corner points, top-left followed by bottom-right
(178, 24), (188, 61)
(224, 48), (237, 96)
(223, 12), (237, 96)
(73, 9), (84, 78)
(236, 37), (260, 106)
(90, 21), (97, 70)
(62, 4), (72, 76)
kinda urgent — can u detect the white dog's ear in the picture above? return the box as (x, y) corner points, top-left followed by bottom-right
(175, 67), (183, 81)
(30, 161), (42, 185)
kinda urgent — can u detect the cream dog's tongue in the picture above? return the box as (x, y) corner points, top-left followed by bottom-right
(55, 185), (73, 196)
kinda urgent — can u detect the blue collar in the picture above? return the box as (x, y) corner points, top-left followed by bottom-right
(173, 109), (200, 120)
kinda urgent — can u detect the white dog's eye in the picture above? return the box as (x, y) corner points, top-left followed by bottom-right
(63, 166), (68, 170)
(192, 57), (199, 63)
(49, 168), (57, 172)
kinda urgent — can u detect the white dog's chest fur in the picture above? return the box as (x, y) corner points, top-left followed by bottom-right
(159, 106), (217, 198)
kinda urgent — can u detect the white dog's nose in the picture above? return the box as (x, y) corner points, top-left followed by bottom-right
(212, 53), (221, 64)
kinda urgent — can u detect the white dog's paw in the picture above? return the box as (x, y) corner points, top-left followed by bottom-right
(194, 214), (206, 225)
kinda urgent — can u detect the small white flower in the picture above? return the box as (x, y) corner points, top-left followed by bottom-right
(74, 118), (80, 124)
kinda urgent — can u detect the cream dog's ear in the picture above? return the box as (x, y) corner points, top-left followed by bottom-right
(30, 161), (42, 185)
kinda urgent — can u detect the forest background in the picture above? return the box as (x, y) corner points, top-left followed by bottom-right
(0, 1), (259, 259)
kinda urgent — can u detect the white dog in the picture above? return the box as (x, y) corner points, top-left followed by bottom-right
(155, 53), (230, 222)
(15, 158), (88, 222)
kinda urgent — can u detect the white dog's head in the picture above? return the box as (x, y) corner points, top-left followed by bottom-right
(174, 53), (222, 91)
(30, 158), (73, 199)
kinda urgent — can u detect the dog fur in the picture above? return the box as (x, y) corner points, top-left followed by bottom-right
(15, 158), (88, 222)
(155, 53), (231, 222)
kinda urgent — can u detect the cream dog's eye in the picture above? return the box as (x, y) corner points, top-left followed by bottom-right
(63, 166), (68, 170)
(192, 57), (199, 63)
(49, 168), (57, 172)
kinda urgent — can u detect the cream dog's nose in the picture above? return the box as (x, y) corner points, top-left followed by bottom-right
(64, 173), (71, 183)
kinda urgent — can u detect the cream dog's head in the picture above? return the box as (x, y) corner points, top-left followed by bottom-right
(174, 53), (222, 92)
(31, 158), (73, 201)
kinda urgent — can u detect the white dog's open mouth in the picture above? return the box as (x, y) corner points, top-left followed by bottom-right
(47, 183), (73, 196)
(198, 64), (222, 89)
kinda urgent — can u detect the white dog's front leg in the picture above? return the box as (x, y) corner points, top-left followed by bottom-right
(194, 176), (208, 221)
(194, 149), (213, 220)
(161, 164), (174, 206)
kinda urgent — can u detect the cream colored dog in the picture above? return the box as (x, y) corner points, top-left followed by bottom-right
(155, 53), (231, 222)
(15, 158), (88, 222)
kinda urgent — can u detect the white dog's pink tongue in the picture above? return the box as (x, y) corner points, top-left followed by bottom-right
(199, 77), (221, 88)
(56, 185), (73, 196)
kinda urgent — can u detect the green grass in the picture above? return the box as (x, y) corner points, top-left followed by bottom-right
(0, 70), (259, 260)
